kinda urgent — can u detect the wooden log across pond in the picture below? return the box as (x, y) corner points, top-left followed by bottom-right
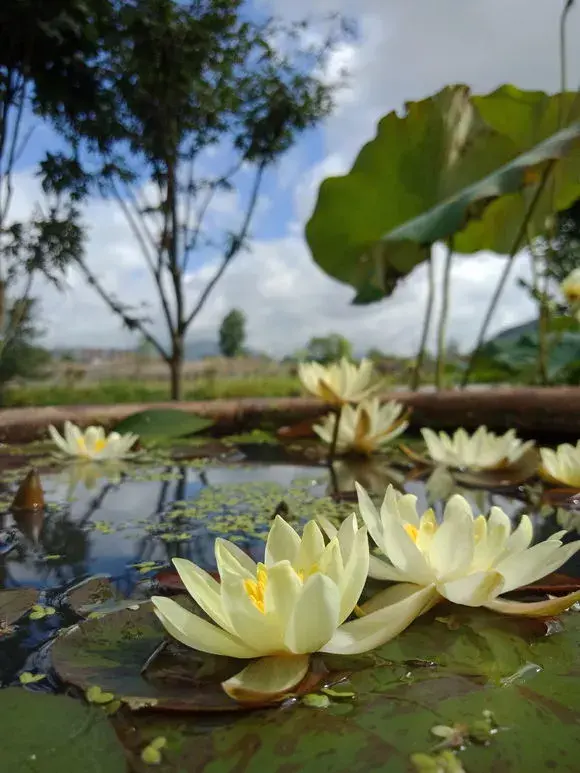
(0, 386), (578, 443)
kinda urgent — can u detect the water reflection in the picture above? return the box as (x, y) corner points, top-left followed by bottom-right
(0, 457), (578, 594)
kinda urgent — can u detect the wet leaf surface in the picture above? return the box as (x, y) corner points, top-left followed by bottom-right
(0, 588), (38, 625)
(50, 594), (580, 772)
(65, 576), (118, 616)
(0, 687), (126, 772)
(51, 601), (327, 713)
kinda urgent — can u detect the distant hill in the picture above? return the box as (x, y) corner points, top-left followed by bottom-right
(184, 339), (221, 360)
(486, 319), (537, 345)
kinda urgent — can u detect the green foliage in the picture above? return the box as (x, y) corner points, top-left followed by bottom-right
(113, 408), (213, 440)
(304, 333), (353, 363)
(0, 297), (51, 398)
(475, 316), (580, 385)
(3, 374), (305, 406)
(306, 85), (580, 303)
(39, 0), (348, 398)
(219, 308), (246, 358)
(548, 198), (580, 283)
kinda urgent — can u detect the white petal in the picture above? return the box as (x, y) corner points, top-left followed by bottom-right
(321, 584), (440, 655)
(151, 596), (258, 658)
(64, 421), (81, 447)
(368, 554), (412, 582)
(335, 513), (358, 563)
(48, 425), (72, 455)
(265, 516), (301, 566)
(337, 526), (370, 623)
(84, 426), (102, 452)
(355, 482), (384, 551)
(222, 654), (310, 702)
(438, 571), (504, 606)
(495, 540), (580, 592)
(171, 557), (230, 631)
(503, 514), (534, 556)
(264, 561), (302, 625)
(359, 581), (428, 614)
(485, 589), (580, 617)
(317, 514), (339, 541)
(421, 428), (446, 464)
(284, 573), (340, 654)
(394, 494), (420, 528)
(379, 508), (432, 582)
(312, 419), (333, 445)
(294, 520), (326, 573)
(318, 538), (344, 586)
(215, 538), (257, 580)
(428, 495), (474, 581)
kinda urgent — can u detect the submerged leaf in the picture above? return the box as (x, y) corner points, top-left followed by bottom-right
(302, 693), (331, 709)
(0, 688), (125, 772)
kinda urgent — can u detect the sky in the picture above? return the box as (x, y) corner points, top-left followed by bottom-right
(7, 0), (580, 357)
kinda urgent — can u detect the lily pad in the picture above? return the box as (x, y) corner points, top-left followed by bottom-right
(64, 575), (118, 616)
(111, 604), (580, 772)
(113, 409), (213, 441)
(0, 589), (38, 626)
(0, 688), (126, 772)
(50, 601), (324, 712)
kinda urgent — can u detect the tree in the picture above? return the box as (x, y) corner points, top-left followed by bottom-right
(305, 333), (352, 364)
(219, 308), (246, 358)
(0, 296), (50, 402)
(0, 1), (106, 353)
(42, 0), (349, 399)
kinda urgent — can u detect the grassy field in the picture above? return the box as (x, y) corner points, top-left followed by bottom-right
(3, 374), (307, 407)
(1, 354), (470, 408)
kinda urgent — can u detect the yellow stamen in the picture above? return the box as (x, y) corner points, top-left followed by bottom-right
(76, 437), (88, 455)
(404, 523), (419, 543)
(94, 439), (107, 452)
(243, 562), (320, 614)
(243, 564), (268, 614)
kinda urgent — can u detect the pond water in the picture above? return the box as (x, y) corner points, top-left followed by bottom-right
(1, 437), (580, 772)
(1, 445), (578, 593)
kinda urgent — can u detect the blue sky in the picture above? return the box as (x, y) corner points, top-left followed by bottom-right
(7, 0), (580, 355)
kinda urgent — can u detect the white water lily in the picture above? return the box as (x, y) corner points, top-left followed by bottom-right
(48, 420), (138, 460)
(151, 515), (434, 702)
(353, 483), (580, 619)
(314, 398), (409, 455)
(561, 268), (580, 321)
(421, 426), (535, 471)
(298, 357), (379, 405)
(540, 441), (580, 488)
(561, 268), (580, 305)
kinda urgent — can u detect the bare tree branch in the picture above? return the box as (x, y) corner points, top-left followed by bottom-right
(181, 157), (246, 273)
(121, 181), (159, 255)
(109, 180), (176, 334)
(73, 256), (170, 361)
(184, 161), (266, 329)
(0, 72), (27, 230)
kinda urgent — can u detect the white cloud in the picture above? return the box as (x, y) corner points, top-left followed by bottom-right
(8, 0), (577, 356)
